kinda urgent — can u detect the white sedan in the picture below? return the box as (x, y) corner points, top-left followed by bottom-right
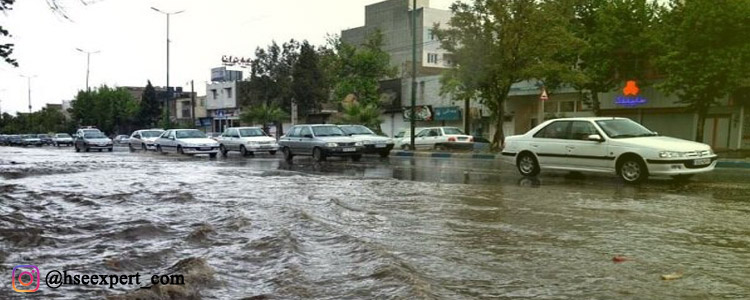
(216, 127), (279, 157)
(155, 129), (220, 158)
(501, 117), (717, 183)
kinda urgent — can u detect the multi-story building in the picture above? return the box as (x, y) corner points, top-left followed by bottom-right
(342, 0), (481, 137)
(206, 67), (244, 133)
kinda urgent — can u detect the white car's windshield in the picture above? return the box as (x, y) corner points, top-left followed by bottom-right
(239, 128), (266, 137)
(175, 130), (207, 139)
(595, 119), (657, 139)
(141, 131), (163, 138)
(84, 132), (107, 139)
(340, 125), (374, 135)
(313, 126), (346, 137)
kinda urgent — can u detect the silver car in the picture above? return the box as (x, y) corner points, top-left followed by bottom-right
(52, 133), (74, 147)
(279, 124), (364, 162)
(339, 125), (394, 157)
(128, 129), (165, 151)
(155, 129), (220, 158)
(217, 127), (279, 157)
(74, 130), (113, 152)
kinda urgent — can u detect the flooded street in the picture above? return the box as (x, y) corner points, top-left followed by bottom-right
(2, 146), (749, 299)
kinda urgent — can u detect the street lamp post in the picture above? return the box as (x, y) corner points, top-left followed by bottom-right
(151, 7), (185, 128)
(20, 75), (37, 131)
(76, 48), (100, 91)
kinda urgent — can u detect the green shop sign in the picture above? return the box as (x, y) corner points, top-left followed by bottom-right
(434, 106), (462, 121)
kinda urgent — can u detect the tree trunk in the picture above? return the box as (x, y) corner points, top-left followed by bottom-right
(591, 91), (601, 116)
(695, 108), (707, 143)
(490, 104), (505, 151)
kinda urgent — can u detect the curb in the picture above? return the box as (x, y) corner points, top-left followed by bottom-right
(390, 150), (750, 169)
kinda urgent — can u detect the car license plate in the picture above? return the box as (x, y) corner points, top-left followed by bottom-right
(99, 144), (107, 147)
(343, 148), (356, 152)
(693, 158), (711, 166)
(375, 144), (386, 148)
(198, 147), (212, 151)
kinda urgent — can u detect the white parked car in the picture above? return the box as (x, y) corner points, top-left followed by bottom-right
(52, 133), (74, 147)
(339, 125), (394, 157)
(392, 127), (424, 150)
(501, 117), (717, 183)
(155, 129), (220, 158)
(217, 127), (279, 157)
(400, 127), (474, 151)
(128, 129), (165, 151)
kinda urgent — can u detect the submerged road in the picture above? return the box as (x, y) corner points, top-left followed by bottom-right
(1, 146), (749, 299)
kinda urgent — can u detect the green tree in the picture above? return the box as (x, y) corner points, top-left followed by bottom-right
(292, 41), (329, 118)
(656, 0), (750, 142)
(137, 81), (161, 128)
(327, 31), (396, 106)
(71, 86), (138, 134)
(338, 102), (383, 133)
(1, 0), (18, 66)
(572, 0), (662, 114)
(239, 103), (289, 135)
(435, 0), (585, 150)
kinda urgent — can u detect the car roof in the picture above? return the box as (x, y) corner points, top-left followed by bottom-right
(546, 117), (628, 122)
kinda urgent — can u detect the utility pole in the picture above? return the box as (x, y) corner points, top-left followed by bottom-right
(20, 75), (37, 131)
(0, 88), (5, 115)
(410, 0), (417, 150)
(190, 80), (196, 126)
(151, 7), (185, 128)
(76, 48), (100, 91)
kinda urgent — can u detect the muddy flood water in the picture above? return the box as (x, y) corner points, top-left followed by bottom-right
(1, 147), (749, 299)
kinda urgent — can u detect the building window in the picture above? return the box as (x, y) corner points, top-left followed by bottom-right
(442, 54), (452, 67)
(181, 101), (191, 118)
(225, 87), (232, 98)
(211, 89), (217, 99)
(560, 101), (576, 113)
(428, 29), (435, 41)
(427, 53), (438, 64)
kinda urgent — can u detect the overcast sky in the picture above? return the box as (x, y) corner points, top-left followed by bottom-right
(0, 0), (453, 115)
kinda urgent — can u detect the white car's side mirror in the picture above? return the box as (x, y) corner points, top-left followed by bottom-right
(588, 134), (604, 142)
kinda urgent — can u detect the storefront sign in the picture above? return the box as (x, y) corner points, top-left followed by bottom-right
(434, 106), (462, 121)
(403, 105), (433, 121)
(221, 55), (251, 68)
(615, 80), (648, 107)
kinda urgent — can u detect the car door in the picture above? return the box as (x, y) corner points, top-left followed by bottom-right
(298, 126), (314, 155)
(282, 126), (298, 152)
(414, 129), (432, 150)
(565, 121), (611, 170)
(529, 121), (571, 168)
(224, 129), (237, 151)
(165, 130), (177, 152)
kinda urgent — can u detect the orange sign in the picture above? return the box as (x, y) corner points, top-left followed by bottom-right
(623, 80), (640, 96)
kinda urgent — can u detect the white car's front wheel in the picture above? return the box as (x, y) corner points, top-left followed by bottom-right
(517, 153), (540, 177)
(618, 157), (648, 183)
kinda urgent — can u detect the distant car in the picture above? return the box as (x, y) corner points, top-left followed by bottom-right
(52, 133), (74, 147)
(501, 117), (718, 183)
(74, 129), (113, 152)
(473, 136), (491, 152)
(0, 135), (7, 146)
(7, 135), (23, 146)
(21, 134), (43, 147)
(155, 129), (220, 158)
(400, 127), (474, 151)
(38, 134), (53, 145)
(217, 127), (279, 157)
(279, 124), (364, 162)
(339, 125), (394, 157)
(206, 132), (221, 141)
(128, 129), (165, 151)
(113, 135), (130, 145)
(393, 127), (425, 150)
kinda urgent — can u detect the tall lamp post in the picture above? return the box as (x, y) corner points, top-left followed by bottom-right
(151, 6), (185, 128)
(0, 88), (6, 115)
(20, 74), (37, 131)
(76, 48), (100, 91)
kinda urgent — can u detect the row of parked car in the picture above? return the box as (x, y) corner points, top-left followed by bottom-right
(0, 133), (75, 147)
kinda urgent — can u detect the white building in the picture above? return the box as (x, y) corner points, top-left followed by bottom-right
(206, 67), (243, 133)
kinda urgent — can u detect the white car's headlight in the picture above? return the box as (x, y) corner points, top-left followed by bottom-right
(659, 151), (685, 158)
(354, 142), (363, 147)
(362, 140), (372, 145)
(325, 142), (338, 148)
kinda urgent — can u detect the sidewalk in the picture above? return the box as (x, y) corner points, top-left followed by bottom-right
(390, 150), (750, 169)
